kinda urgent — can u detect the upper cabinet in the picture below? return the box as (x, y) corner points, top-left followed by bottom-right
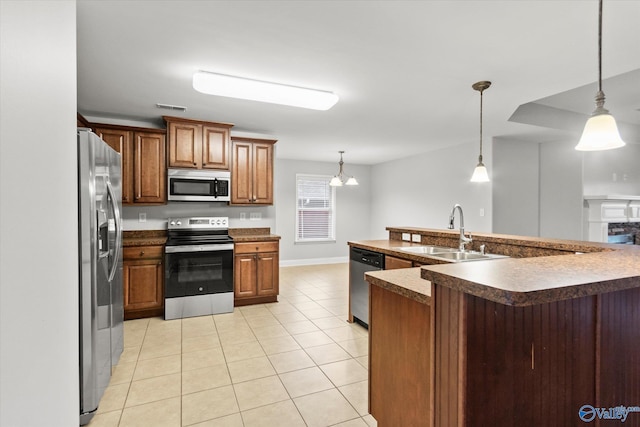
(164, 116), (233, 170)
(231, 137), (276, 205)
(94, 125), (166, 205)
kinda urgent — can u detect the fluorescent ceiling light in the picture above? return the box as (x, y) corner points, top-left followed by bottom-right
(193, 71), (339, 110)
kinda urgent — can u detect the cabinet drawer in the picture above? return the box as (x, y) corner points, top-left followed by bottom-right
(234, 241), (279, 254)
(123, 245), (164, 260)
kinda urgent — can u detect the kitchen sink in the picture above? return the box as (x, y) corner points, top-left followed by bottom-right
(398, 246), (458, 255)
(427, 251), (509, 263)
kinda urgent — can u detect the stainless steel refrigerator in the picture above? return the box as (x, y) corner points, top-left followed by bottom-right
(78, 128), (124, 425)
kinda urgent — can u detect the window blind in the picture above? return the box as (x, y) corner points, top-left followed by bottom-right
(295, 174), (336, 242)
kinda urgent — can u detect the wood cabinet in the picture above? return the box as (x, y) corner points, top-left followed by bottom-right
(94, 125), (166, 205)
(231, 137), (276, 205)
(165, 116), (233, 170)
(385, 255), (413, 270)
(123, 245), (164, 319)
(233, 241), (279, 306)
(369, 284), (431, 427)
(95, 127), (134, 204)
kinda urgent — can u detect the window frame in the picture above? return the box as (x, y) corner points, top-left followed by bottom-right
(295, 174), (337, 243)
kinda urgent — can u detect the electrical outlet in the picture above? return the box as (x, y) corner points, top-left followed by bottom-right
(479, 208), (485, 217)
(138, 213), (146, 223)
(411, 234), (421, 243)
(402, 233), (411, 241)
(240, 212), (246, 220)
(250, 212), (261, 220)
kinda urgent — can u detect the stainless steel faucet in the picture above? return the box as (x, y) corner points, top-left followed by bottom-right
(448, 204), (472, 251)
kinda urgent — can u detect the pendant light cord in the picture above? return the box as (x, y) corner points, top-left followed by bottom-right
(598, 0), (603, 93)
(479, 88), (484, 162)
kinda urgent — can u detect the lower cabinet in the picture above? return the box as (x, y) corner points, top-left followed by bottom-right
(369, 284), (431, 427)
(123, 245), (164, 319)
(385, 255), (414, 270)
(234, 241), (279, 306)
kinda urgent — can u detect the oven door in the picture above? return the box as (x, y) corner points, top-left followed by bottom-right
(165, 244), (234, 298)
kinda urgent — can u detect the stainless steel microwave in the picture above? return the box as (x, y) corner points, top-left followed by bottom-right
(167, 169), (231, 202)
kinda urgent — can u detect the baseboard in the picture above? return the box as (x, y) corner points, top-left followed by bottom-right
(280, 256), (348, 267)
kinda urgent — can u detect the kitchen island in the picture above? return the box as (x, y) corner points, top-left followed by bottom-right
(356, 228), (640, 427)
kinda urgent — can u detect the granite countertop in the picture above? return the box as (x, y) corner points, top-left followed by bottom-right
(366, 267), (431, 305)
(229, 228), (281, 242)
(421, 246), (640, 306)
(123, 230), (167, 247)
(352, 231), (640, 308)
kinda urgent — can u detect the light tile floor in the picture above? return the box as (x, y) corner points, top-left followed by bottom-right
(87, 263), (378, 427)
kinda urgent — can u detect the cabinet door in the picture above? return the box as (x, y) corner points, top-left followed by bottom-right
(95, 127), (134, 204)
(234, 254), (257, 298)
(231, 141), (253, 204)
(123, 260), (164, 311)
(385, 255), (413, 270)
(257, 252), (279, 296)
(134, 132), (166, 204)
(252, 143), (274, 205)
(168, 121), (201, 168)
(202, 125), (229, 170)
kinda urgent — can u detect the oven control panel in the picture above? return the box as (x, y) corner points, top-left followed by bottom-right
(168, 217), (229, 230)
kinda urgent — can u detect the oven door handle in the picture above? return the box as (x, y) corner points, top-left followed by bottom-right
(165, 243), (234, 253)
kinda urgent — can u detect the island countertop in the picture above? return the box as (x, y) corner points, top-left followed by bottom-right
(353, 228), (640, 307)
(421, 245), (640, 306)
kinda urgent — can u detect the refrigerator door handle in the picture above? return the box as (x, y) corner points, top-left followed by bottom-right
(106, 179), (122, 282)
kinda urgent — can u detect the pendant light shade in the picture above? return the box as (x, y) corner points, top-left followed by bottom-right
(575, 0), (625, 151)
(471, 163), (490, 183)
(329, 151), (358, 187)
(470, 81), (491, 183)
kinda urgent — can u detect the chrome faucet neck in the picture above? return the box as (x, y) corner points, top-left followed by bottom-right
(449, 204), (472, 251)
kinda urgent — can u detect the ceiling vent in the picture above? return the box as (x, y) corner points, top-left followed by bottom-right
(156, 103), (187, 112)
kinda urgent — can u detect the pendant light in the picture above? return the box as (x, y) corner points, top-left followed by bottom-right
(470, 81), (491, 183)
(575, 0), (625, 151)
(329, 151), (358, 187)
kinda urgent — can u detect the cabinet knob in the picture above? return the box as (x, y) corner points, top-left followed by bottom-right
(139, 251), (145, 256)
(193, 162), (197, 166)
(256, 247), (259, 251)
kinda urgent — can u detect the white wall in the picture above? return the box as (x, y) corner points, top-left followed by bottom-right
(539, 141), (583, 240)
(275, 159), (371, 265)
(583, 143), (640, 196)
(492, 137), (584, 241)
(370, 142), (493, 239)
(0, 1), (78, 426)
(492, 138), (540, 236)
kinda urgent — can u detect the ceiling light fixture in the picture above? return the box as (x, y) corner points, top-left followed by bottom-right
(192, 71), (339, 111)
(575, 0), (625, 151)
(470, 81), (491, 183)
(329, 151), (358, 187)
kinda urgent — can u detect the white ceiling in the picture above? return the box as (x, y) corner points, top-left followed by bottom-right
(76, 0), (640, 165)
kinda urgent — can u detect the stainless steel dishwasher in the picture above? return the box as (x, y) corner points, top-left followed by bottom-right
(349, 247), (384, 328)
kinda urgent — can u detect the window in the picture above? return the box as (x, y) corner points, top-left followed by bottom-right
(295, 174), (336, 242)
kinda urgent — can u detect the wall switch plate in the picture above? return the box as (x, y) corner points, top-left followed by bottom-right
(240, 212), (246, 220)
(411, 234), (421, 243)
(402, 233), (411, 241)
(479, 208), (485, 217)
(138, 213), (146, 223)
(250, 212), (261, 220)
